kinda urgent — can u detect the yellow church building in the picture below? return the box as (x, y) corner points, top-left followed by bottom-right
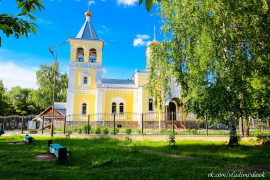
(57, 9), (196, 123)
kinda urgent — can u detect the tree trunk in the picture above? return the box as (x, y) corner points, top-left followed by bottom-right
(228, 113), (238, 147)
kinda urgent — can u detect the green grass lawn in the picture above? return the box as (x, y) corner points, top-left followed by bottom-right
(0, 135), (269, 179)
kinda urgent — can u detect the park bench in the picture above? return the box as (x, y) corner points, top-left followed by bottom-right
(50, 144), (70, 158)
(24, 136), (34, 144)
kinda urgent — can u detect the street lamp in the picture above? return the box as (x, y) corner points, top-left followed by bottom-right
(48, 39), (69, 137)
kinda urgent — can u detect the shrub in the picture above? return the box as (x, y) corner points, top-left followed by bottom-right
(67, 130), (73, 134)
(191, 128), (197, 135)
(137, 129), (142, 135)
(95, 126), (101, 134)
(101, 127), (109, 135)
(28, 129), (37, 134)
(125, 128), (132, 135)
(83, 123), (90, 134)
(110, 127), (120, 134)
(160, 128), (168, 135)
(168, 135), (175, 146)
(124, 137), (132, 144)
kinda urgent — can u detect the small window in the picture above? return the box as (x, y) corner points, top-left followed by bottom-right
(112, 102), (116, 114)
(148, 99), (153, 111)
(119, 103), (124, 114)
(83, 77), (87, 84)
(82, 103), (87, 115)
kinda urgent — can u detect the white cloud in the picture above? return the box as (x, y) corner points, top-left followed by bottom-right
(117, 0), (138, 6)
(98, 25), (109, 34)
(0, 62), (38, 90)
(88, 0), (95, 6)
(133, 34), (151, 47)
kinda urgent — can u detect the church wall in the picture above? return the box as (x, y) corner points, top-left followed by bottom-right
(72, 92), (96, 120)
(74, 69), (97, 89)
(103, 89), (134, 120)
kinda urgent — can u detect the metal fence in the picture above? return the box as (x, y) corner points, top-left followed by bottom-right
(0, 113), (269, 136)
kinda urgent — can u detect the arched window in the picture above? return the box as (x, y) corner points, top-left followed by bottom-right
(82, 103), (87, 115)
(148, 98), (153, 111)
(119, 103), (124, 114)
(83, 77), (88, 84)
(89, 48), (96, 62)
(111, 102), (116, 114)
(76, 48), (84, 62)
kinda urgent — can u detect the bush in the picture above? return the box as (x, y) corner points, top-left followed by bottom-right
(124, 137), (132, 144)
(83, 123), (90, 134)
(67, 130), (73, 134)
(191, 128), (197, 135)
(110, 127), (120, 134)
(95, 126), (101, 134)
(160, 128), (168, 135)
(137, 129), (142, 135)
(101, 127), (109, 135)
(168, 135), (175, 146)
(125, 128), (132, 135)
(28, 129), (37, 134)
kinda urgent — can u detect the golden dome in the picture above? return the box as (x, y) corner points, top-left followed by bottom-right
(85, 10), (92, 18)
(147, 35), (158, 47)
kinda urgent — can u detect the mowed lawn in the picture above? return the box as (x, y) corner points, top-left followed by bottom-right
(0, 135), (269, 179)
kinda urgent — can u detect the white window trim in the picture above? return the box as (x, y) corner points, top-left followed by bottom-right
(109, 97), (126, 119)
(147, 98), (156, 119)
(80, 72), (91, 88)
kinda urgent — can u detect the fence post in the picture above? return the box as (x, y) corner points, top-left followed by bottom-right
(142, 113), (144, 135)
(114, 113), (116, 135)
(42, 116), (44, 134)
(205, 112), (208, 136)
(64, 115), (66, 135)
(21, 116), (24, 134)
(172, 112), (174, 136)
(87, 114), (90, 135)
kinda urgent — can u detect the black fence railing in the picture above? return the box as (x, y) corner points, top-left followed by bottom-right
(0, 113), (269, 136)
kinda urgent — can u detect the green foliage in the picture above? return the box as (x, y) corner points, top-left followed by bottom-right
(28, 129), (37, 134)
(0, 0), (44, 46)
(101, 127), (109, 135)
(125, 128), (132, 135)
(187, 128), (197, 135)
(67, 130), (73, 135)
(95, 126), (101, 134)
(137, 129), (142, 135)
(168, 135), (175, 146)
(148, 0), (270, 141)
(4, 86), (41, 115)
(82, 123), (90, 134)
(31, 63), (68, 109)
(124, 137), (132, 144)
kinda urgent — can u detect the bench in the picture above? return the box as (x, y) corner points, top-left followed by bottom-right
(24, 136), (34, 144)
(50, 144), (70, 158)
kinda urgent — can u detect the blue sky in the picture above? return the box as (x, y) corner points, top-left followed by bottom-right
(0, 0), (162, 90)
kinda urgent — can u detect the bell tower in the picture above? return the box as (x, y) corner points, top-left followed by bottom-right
(66, 8), (104, 116)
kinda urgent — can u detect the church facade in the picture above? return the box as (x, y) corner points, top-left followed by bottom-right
(63, 10), (193, 121)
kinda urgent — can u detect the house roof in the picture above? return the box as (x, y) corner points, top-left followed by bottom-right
(98, 78), (136, 88)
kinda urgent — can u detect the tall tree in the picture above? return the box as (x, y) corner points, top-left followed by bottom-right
(148, 0), (270, 146)
(0, 0), (44, 46)
(5, 86), (32, 115)
(32, 63), (68, 109)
